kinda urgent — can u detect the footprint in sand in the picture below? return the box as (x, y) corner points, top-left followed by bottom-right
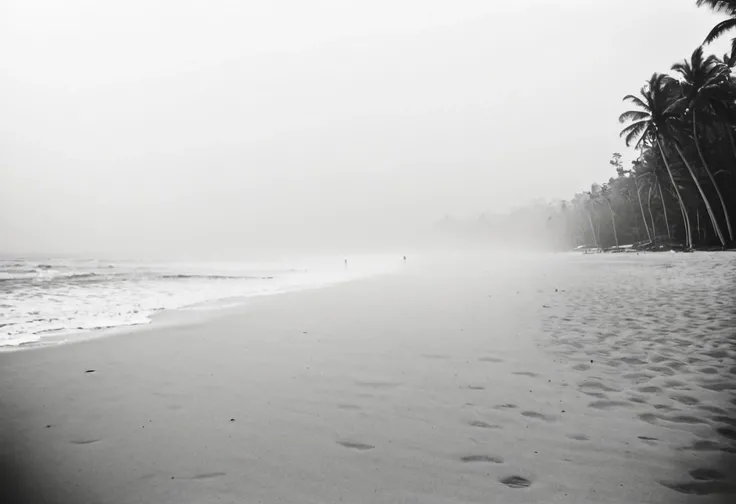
(700, 381), (736, 392)
(653, 404), (674, 411)
(460, 455), (504, 463)
(699, 404), (727, 415)
(671, 394), (699, 406)
(698, 367), (720, 375)
(337, 441), (375, 451)
(702, 349), (729, 359)
(638, 436), (658, 445)
(494, 404), (518, 410)
(468, 420), (502, 429)
(716, 427), (736, 440)
(621, 357), (649, 365)
(638, 413), (659, 425)
(578, 380), (620, 393)
(622, 372), (655, 384)
(512, 371), (539, 377)
(581, 390), (608, 399)
(478, 357), (504, 363)
(690, 468), (725, 480)
(659, 480), (734, 495)
(659, 414), (708, 425)
(188, 472), (226, 480)
(463, 385), (485, 391)
(637, 385), (662, 394)
(588, 400), (632, 410)
(712, 416), (736, 428)
(499, 475), (532, 488)
(681, 440), (724, 452)
(572, 363), (590, 371)
(663, 360), (686, 370)
(567, 434), (589, 441)
(521, 411), (555, 422)
(663, 379), (689, 389)
(648, 365), (676, 376)
(70, 439), (102, 445)
(628, 396), (648, 404)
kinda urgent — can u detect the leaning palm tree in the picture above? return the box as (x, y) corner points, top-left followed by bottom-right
(598, 183), (619, 247)
(627, 159), (653, 243)
(581, 192), (599, 247)
(619, 73), (693, 248)
(672, 46), (732, 243)
(697, 0), (736, 59)
(637, 170), (660, 242)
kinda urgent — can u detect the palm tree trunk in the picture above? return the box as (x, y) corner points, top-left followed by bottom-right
(693, 113), (733, 242)
(680, 198), (693, 249)
(647, 183), (657, 243)
(604, 199), (619, 247)
(658, 179), (671, 241)
(673, 143), (726, 248)
(634, 177), (652, 243)
(586, 212), (597, 247)
(657, 139), (691, 248)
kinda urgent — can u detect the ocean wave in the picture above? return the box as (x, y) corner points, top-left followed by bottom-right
(161, 274), (274, 280)
(0, 254), (398, 348)
(0, 271), (105, 282)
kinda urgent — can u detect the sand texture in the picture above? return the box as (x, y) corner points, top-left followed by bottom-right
(1, 252), (734, 503)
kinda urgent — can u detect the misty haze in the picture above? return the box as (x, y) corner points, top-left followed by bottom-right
(1, 1), (736, 503)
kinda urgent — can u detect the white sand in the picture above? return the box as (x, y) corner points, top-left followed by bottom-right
(1, 252), (734, 503)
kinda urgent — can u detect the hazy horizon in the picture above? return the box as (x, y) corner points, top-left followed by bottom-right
(1, 0), (731, 257)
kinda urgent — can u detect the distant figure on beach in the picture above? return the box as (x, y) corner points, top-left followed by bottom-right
(403, 256), (406, 263)
(344, 258), (347, 268)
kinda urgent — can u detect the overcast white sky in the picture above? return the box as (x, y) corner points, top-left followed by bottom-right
(0, 0), (731, 256)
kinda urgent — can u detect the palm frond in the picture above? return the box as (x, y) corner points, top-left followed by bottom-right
(696, 0), (736, 15)
(620, 120), (650, 147)
(622, 94), (648, 110)
(618, 110), (649, 123)
(671, 60), (690, 76)
(704, 18), (736, 44)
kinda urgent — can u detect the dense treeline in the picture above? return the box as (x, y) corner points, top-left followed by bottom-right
(548, 1), (736, 250)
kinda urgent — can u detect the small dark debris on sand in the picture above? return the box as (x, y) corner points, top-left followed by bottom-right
(84, 369), (96, 374)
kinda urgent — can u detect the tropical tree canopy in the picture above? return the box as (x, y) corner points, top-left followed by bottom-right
(507, 2), (736, 251)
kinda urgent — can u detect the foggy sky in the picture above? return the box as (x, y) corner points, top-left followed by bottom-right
(0, 0), (731, 257)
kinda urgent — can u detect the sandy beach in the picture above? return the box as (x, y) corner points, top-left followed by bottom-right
(1, 252), (735, 504)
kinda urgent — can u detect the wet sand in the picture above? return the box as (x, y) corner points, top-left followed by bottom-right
(1, 252), (735, 503)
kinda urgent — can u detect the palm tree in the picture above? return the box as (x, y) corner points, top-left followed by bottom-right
(672, 46), (733, 243)
(697, 1), (736, 58)
(624, 156), (653, 243)
(619, 73), (693, 248)
(598, 183), (619, 247)
(581, 192), (599, 247)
